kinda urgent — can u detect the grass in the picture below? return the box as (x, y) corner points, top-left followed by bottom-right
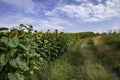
(79, 39), (114, 80)
(33, 41), (81, 80)
(93, 34), (120, 77)
(44, 40), (87, 80)
(40, 34), (120, 80)
(40, 38), (116, 80)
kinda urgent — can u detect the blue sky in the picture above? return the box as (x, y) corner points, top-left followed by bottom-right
(0, 0), (120, 32)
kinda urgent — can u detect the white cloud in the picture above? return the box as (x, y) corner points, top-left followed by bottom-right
(0, 0), (36, 14)
(58, 4), (90, 18)
(0, 14), (73, 31)
(0, 14), (36, 24)
(37, 20), (64, 31)
(45, 9), (58, 16)
(0, 23), (18, 28)
(45, 0), (120, 22)
(34, 17), (73, 31)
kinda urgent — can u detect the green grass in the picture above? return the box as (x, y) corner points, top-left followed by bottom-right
(40, 39), (116, 80)
(47, 40), (87, 80)
(39, 34), (120, 80)
(79, 39), (114, 80)
(93, 34), (120, 77)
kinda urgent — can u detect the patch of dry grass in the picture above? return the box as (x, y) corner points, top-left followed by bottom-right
(80, 39), (114, 80)
(93, 36), (120, 57)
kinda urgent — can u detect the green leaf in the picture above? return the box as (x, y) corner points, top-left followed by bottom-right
(18, 43), (27, 51)
(8, 38), (19, 48)
(0, 54), (8, 67)
(12, 38), (19, 47)
(9, 49), (17, 57)
(8, 73), (25, 80)
(0, 37), (19, 48)
(8, 73), (16, 80)
(9, 59), (18, 68)
(18, 60), (29, 71)
(0, 36), (9, 44)
(9, 58), (29, 71)
(15, 73), (25, 80)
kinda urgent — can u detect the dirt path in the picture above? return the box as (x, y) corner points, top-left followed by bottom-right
(79, 39), (115, 80)
(47, 39), (116, 80)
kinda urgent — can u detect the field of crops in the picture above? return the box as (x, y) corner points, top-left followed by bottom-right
(0, 24), (75, 80)
(0, 24), (120, 80)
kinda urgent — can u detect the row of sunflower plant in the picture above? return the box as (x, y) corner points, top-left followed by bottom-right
(0, 24), (73, 80)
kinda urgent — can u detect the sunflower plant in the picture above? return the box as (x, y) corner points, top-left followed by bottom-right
(0, 24), (46, 80)
(0, 24), (73, 80)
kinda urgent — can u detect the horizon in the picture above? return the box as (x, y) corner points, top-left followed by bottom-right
(0, 0), (120, 33)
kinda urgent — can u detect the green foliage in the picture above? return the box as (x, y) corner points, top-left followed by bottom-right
(1, 36), (19, 47)
(0, 24), (73, 80)
(0, 24), (119, 80)
(0, 54), (8, 68)
(102, 34), (120, 50)
(8, 73), (25, 80)
(93, 34), (120, 77)
(9, 58), (29, 71)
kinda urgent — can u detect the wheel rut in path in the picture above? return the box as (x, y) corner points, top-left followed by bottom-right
(79, 39), (115, 80)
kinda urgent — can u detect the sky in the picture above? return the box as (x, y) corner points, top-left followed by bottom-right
(0, 0), (120, 32)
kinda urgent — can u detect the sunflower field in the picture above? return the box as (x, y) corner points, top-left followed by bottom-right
(0, 24), (74, 80)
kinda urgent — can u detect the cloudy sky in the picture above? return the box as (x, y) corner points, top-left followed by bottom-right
(0, 0), (120, 32)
